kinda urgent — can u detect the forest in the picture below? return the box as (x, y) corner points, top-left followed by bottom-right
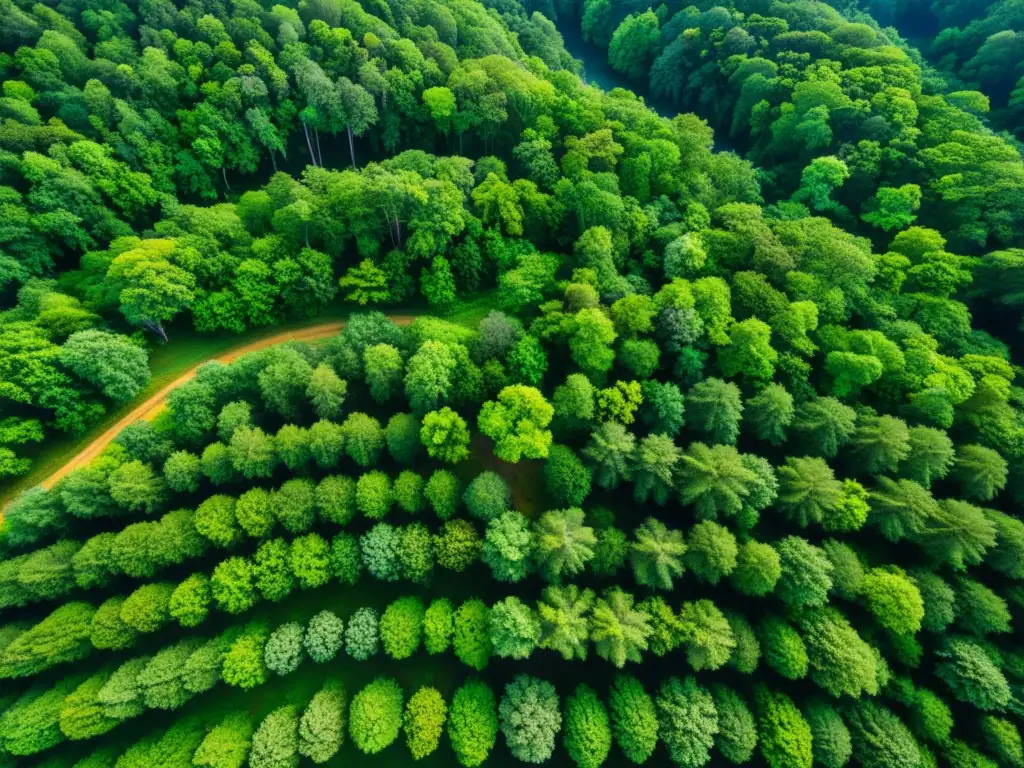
(0, 0), (1023, 766)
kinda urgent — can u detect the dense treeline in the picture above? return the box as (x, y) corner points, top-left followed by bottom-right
(832, 0), (1024, 140)
(2, 0), (1024, 765)
(4, 300), (1023, 767)
(570, 0), (1024, 254)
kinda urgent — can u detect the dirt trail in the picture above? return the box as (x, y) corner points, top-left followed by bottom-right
(40, 317), (415, 491)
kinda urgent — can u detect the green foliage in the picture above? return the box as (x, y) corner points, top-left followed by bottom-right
(454, 599), (492, 671)
(299, 680), (346, 764)
(448, 679), (498, 768)
(380, 596), (425, 660)
(563, 685), (612, 768)
(423, 599), (454, 655)
(754, 686), (812, 768)
(193, 711), (254, 768)
(304, 611), (344, 664)
(264, 622), (304, 676)
(345, 608), (380, 661)
(608, 674), (658, 765)
(656, 676), (719, 768)
(488, 596), (541, 659)
(349, 678), (403, 755)
(499, 675), (562, 764)
(404, 686), (447, 760)
(250, 706), (299, 768)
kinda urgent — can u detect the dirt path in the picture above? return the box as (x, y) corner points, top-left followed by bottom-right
(39, 317), (415, 491)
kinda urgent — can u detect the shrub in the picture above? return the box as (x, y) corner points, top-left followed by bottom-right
(349, 678), (404, 755)
(380, 596), (426, 660)
(448, 679), (499, 768)
(454, 599), (492, 671)
(345, 607), (380, 660)
(305, 611), (344, 663)
(264, 622), (304, 676)
(499, 675), (561, 764)
(563, 684), (612, 768)
(404, 686), (447, 759)
(299, 679), (346, 763)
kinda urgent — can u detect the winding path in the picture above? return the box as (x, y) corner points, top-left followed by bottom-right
(40, 317), (415, 491)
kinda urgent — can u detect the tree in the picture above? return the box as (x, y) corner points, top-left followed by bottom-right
(454, 599), (492, 671)
(360, 523), (401, 582)
(120, 582), (174, 633)
(339, 260), (389, 305)
(482, 511), (533, 583)
(679, 600), (735, 672)
(537, 584), (594, 661)
(775, 536), (833, 610)
(791, 397), (856, 458)
(630, 518), (686, 590)
(229, 426), (277, 479)
(759, 617), (808, 680)
(434, 519), (481, 572)
(630, 434), (679, 505)
(583, 422), (635, 490)
(553, 374), (596, 433)
(365, 345), (404, 404)
(254, 539), (295, 603)
(356, 471), (393, 520)
(343, 413), (385, 467)
(590, 588), (651, 668)
(290, 534), (331, 590)
(730, 540), (781, 597)
(60, 330), (149, 402)
(404, 686), (447, 760)
(608, 11), (661, 80)
(299, 679), (346, 764)
(304, 610), (344, 664)
(775, 457), (843, 528)
(420, 407), (470, 463)
(686, 379), (743, 445)
(264, 622), (304, 676)
(753, 686), (812, 768)
(169, 574), (210, 628)
(163, 451), (201, 493)
(544, 445), (593, 506)
(448, 679), (498, 768)
(935, 637), (1011, 711)
(193, 711), (253, 768)
(381, 596), (425, 660)
(845, 701), (922, 768)
(656, 676), (718, 768)
(345, 608), (380, 661)
(860, 568), (924, 635)
(563, 685), (612, 768)
(684, 521), (737, 585)
(499, 675), (561, 764)
(569, 308), (617, 381)
(804, 702), (851, 768)
(307, 364), (347, 420)
(489, 596), (541, 660)
(533, 508), (596, 582)
(711, 685), (757, 765)
(676, 442), (759, 520)
(608, 674), (657, 764)
(211, 557), (256, 614)
(798, 608), (879, 699)
(951, 444), (1008, 501)
(744, 384), (794, 446)
(250, 706), (299, 768)
(107, 239), (196, 341)
(464, 472), (511, 522)
(478, 385), (554, 462)
(222, 623), (270, 690)
(423, 599), (454, 655)
(236, 488), (275, 539)
(350, 678), (403, 755)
